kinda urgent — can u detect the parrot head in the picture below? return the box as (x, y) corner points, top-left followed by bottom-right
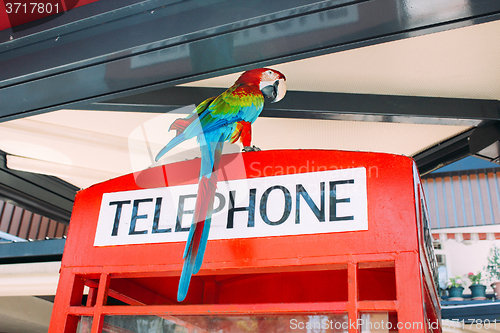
(236, 68), (286, 103)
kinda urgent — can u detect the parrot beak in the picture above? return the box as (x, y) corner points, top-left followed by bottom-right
(261, 79), (287, 103)
(272, 78), (287, 103)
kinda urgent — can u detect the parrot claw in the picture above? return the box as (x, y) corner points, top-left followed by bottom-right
(243, 145), (261, 152)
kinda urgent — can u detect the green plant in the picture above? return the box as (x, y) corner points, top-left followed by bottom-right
(486, 245), (500, 282)
(468, 271), (482, 284)
(446, 276), (463, 288)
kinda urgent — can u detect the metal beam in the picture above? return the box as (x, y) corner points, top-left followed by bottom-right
(103, 87), (500, 174)
(441, 301), (500, 322)
(93, 87), (500, 126)
(414, 122), (500, 175)
(1, 0), (500, 122)
(0, 152), (77, 224)
(0, 239), (65, 264)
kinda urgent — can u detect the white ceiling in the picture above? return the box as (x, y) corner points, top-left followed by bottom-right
(183, 19), (500, 100)
(0, 296), (53, 333)
(2, 20), (500, 188)
(0, 262), (60, 333)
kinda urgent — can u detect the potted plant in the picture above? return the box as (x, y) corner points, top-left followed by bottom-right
(468, 271), (487, 300)
(486, 245), (500, 299)
(446, 276), (464, 300)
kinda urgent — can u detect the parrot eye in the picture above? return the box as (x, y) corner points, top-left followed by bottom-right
(267, 70), (273, 75)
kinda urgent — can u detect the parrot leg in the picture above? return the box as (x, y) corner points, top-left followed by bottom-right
(239, 121), (261, 151)
(242, 145), (261, 152)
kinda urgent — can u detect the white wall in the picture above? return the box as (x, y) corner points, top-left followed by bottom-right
(433, 225), (500, 295)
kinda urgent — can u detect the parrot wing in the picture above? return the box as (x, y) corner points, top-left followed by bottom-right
(155, 84), (263, 162)
(155, 97), (216, 162)
(205, 84), (264, 122)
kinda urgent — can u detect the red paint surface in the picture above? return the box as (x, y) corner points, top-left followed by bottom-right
(50, 149), (441, 333)
(63, 150), (417, 269)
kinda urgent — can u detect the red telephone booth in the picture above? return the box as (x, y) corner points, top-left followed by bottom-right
(49, 149), (441, 333)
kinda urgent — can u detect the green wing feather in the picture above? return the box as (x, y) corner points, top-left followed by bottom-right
(199, 84), (264, 128)
(159, 84), (264, 157)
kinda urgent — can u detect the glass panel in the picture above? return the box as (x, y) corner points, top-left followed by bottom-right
(103, 313), (348, 333)
(359, 312), (398, 333)
(76, 316), (93, 333)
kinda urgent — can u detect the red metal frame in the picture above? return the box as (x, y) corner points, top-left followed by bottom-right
(49, 149), (441, 332)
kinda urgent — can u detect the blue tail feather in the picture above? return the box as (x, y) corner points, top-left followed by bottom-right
(155, 134), (186, 162)
(177, 246), (195, 302)
(177, 218), (211, 301)
(177, 139), (224, 301)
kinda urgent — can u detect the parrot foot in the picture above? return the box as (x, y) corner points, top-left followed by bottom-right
(243, 145), (261, 152)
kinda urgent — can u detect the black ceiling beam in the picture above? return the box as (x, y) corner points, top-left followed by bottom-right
(105, 87), (500, 175)
(95, 87), (500, 125)
(414, 122), (500, 175)
(1, 0), (500, 122)
(0, 152), (77, 224)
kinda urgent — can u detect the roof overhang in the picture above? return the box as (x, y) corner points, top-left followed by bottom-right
(1, 0), (500, 217)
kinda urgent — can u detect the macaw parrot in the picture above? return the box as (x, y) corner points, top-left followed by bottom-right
(155, 68), (286, 301)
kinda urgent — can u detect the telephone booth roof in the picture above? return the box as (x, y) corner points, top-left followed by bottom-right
(63, 149), (420, 272)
